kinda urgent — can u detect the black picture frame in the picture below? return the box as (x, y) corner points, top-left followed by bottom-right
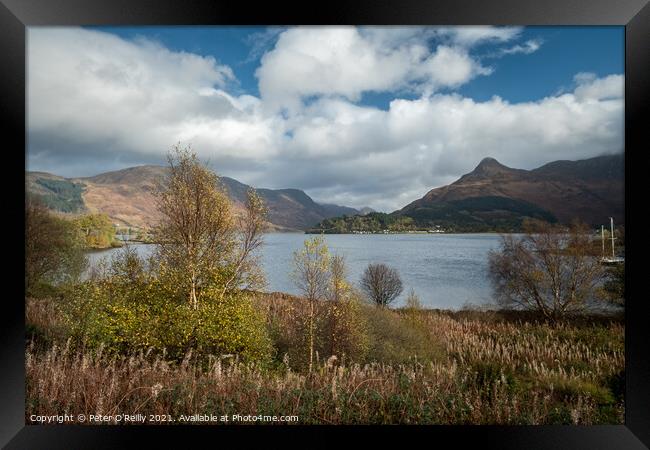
(2, 1), (648, 448)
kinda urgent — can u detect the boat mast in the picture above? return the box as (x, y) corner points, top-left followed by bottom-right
(610, 217), (615, 258)
(601, 225), (605, 259)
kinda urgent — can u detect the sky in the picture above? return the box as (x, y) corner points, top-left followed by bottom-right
(27, 26), (624, 212)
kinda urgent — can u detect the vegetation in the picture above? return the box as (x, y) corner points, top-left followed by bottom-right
(153, 144), (267, 309)
(25, 197), (87, 296)
(74, 213), (119, 249)
(360, 263), (404, 308)
(308, 212), (418, 234)
(290, 238), (369, 373)
(290, 237), (330, 372)
(62, 247), (271, 361)
(33, 178), (85, 213)
(307, 196), (558, 234)
(26, 295), (624, 424)
(24, 148), (624, 425)
(603, 264), (625, 306)
(488, 220), (607, 320)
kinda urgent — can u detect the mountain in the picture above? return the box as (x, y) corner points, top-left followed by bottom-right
(26, 165), (361, 231)
(308, 154), (624, 233)
(399, 154), (624, 229)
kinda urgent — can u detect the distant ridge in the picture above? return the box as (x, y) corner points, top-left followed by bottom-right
(26, 165), (362, 231)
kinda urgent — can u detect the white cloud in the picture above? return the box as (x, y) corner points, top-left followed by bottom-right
(255, 27), (492, 111)
(28, 27), (624, 212)
(280, 82), (622, 210)
(496, 39), (543, 56)
(573, 73), (624, 101)
(434, 26), (523, 47)
(28, 27), (283, 171)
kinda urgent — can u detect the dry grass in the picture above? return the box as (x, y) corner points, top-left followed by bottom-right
(25, 295), (624, 425)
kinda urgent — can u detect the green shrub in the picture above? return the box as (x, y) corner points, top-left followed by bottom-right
(62, 273), (272, 362)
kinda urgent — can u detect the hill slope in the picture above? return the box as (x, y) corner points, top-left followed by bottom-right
(400, 154), (624, 228)
(308, 154), (624, 233)
(26, 166), (361, 231)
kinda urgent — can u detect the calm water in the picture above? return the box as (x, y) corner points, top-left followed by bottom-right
(87, 233), (504, 310)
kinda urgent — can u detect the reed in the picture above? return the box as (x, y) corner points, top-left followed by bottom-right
(25, 295), (624, 425)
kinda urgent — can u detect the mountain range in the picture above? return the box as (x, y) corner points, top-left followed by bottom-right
(400, 154), (624, 227)
(309, 153), (624, 233)
(26, 165), (363, 231)
(27, 153), (624, 233)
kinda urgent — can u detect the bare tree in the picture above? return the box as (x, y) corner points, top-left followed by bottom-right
(218, 188), (268, 298)
(361, 263), (404, 308)
(488, 220), (606, 320)
(291, 236), (330, 372)
(153, 144), (267, 308)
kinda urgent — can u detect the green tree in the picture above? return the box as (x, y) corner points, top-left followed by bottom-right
(74, 213), (116, 249)
(25, 197), (87, 295)
(291, 236), (330, 372)
(153, 144), (267, 309)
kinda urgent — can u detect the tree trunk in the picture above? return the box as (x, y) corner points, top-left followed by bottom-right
(309, 298), (314, 373)
(190, 274), (198, 309)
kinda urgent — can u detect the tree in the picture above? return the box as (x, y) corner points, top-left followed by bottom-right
(603, 264), (625, 306)
(25, 197), (87, 295)
(328, 254), (348, 303)
(153, 144), (267, 309)
(360, 263), (404, 307)
(74, 213), (116, 248)
(325, 254), (349, 357)
(291, 236), (330, 372)
(488, 220), (606, 320)
(217, 187), (268, 298)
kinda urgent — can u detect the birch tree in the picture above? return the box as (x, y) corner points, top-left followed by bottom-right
(153, 144), (267, 308)
(291, 236), (330, 373)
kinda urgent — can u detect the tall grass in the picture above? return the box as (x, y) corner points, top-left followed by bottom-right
(25, 295), (624, 425)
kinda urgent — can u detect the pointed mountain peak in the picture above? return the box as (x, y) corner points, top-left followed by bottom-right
(470, 157), (513, 175)
(476, 156), (504, 169)
(452, 157), (521, 184)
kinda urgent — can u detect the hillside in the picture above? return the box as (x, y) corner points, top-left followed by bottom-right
(26, 166), (362, 231)
(309, 154), (624, 233)
(401, 154), (624, 228)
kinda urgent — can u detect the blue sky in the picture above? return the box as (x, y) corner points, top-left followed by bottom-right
(27, 26), (624, 211)
(92, 25), (623, 105)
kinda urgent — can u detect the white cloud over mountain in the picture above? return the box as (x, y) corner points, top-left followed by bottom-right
(27, 27), (623, 212)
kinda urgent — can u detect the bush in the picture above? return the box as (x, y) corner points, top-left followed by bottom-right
(62, 272), (272, 362)
(362, 305), (444, 364)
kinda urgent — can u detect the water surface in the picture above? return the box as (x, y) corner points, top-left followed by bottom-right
(87, 233), (504, 309)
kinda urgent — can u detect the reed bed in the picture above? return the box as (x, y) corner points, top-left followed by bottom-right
(25, 295), (624, 425)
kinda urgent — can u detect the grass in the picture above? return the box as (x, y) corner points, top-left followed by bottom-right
(25, 294), (624, 425)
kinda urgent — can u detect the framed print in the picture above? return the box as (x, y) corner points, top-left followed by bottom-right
(2, 0), (648, 448)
